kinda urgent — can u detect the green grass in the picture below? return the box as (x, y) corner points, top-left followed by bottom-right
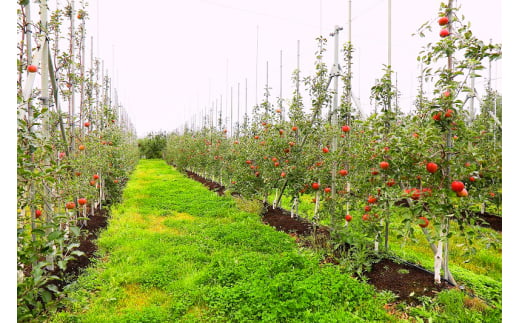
(52, 160), (398, 322)
(272, 192), (502, 305)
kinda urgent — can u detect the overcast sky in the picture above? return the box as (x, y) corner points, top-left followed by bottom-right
(78, 0), (502, 137)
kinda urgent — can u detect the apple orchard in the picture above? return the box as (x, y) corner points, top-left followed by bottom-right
(17, 0), (501, 321)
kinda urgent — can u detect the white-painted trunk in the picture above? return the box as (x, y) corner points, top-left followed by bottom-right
(313, 191), (320, 221)
(434, 240), (443, 284)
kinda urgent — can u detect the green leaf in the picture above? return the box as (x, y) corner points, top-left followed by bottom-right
(57, 260), (66, 270)
(69, 226), (81, 237)
(71, 250), (85, 257)
(47, 230), (63, 241)
(46, 284), (59, 293)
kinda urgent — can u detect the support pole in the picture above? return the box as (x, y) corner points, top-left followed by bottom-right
(330, 25), (342, 228)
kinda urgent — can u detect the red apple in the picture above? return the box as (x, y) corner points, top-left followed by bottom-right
(84, 122), (90, 127)
(246, 160), (252, 164)
(386, 179), (396, 187)
(322, 147), (329, 153)
(281, 172), (286, 178)
(78, 144), (85, 151)
(445, 109), (454, 118)
(469, 176), (476, 182)
(89, 180), (96, 186)
(339, 169), (348, 176)
(440, 29), (450, 37)
(35, 209), (42, 218)
(254, 135), (260, 140)
(364, 205), (371, 212)
(433, 112), (442, 121)
(311, 182), (320, 190)
(438, 16), (449, 26)
(279, 129), (284, 135)
(457, 188), (468, 197)
(451, 181), (465, 192)
(380, 161), (390, 170)
(341, 125), (351, 132)
(362, 214), (370, 221)
(93, 174), (100, 180)
(418, 216), (430, 228)
(65, 202), (76, 210)
(345, 214), (352, 222)
(274, 162), (280, 167)
(292, 126), (298, 131)
(443, 91), (451, 98)
(114, 179), (119, 183)
(27, 65), (38, 73)
(324, 187), (332, 193)
(426, 162), (438, 173)
(367, 196), (377, 204)
(78, 198), (87, 206)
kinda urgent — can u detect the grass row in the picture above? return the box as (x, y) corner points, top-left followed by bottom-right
(52, 159), (500, 322)
(273, 191), (502, 304)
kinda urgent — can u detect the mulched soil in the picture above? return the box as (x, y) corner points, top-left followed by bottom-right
(395, 199), (502, 233)
(183, 170), (457, 306)
(366, 258), (453, 305)
(49, 205), (109, 290)
(185, 170), (226, 196)
(461, 210), (502, 232)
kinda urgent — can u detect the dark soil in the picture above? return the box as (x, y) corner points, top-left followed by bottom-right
(261, 205), (314, 236)
(183, 170), (455, 305)
(366, 258), (453, 305)
(461, 210), (502, 232)
(185, 170), (226, 196)
(396, 199), (502, 233)
(49, 205), (109, 290)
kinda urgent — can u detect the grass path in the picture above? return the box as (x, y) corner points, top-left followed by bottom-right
(52, 159), (396, 322)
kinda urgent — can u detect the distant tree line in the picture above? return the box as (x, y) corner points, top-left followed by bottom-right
(138, 131), (167, 159)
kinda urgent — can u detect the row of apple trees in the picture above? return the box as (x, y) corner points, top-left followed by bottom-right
(164, 2), (501, 287)
(17, 1), (139, 320)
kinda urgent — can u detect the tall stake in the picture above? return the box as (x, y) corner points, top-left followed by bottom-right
(330, 25), (342, 228)
(237, 82), (240, 136)
(296, 40), (300, 99)
(40, 0), (55, 271)
(69, 0), (76, 150)
(256, 25), (259, 107)
(279, 50), (283, 122)
(79, 15), (86, 138)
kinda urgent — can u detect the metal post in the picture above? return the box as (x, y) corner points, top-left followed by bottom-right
(330, 25), (342, 227)
(69, 0), (75, 151)
(279, 50), (283, 121)
(296, 40), (300, 99)
(256, 25), (259, 107)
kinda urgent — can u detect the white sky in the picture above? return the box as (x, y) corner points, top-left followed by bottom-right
(81, 0), (503, 137)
